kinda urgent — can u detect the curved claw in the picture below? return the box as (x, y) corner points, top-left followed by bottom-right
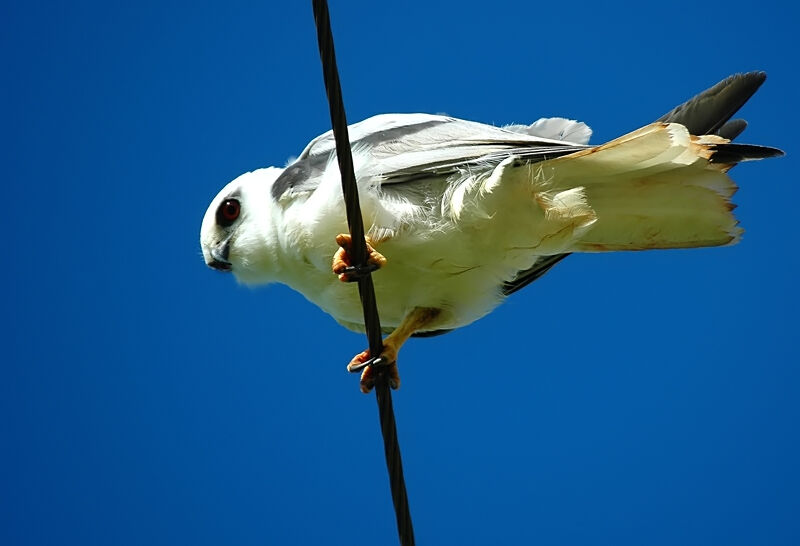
(346, 357), (370, 373)
(346, 353), (390, 373)
(338, 263), (380, 283)
(345, 349), (399, 393)
(370, 355), (390, 368)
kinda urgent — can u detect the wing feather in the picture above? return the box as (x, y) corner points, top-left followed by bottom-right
(272, 114), (588, 199)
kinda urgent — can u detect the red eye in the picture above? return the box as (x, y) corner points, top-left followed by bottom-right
(217, 198), (240, 226)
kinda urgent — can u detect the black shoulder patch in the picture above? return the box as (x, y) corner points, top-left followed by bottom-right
(271, 160), (323, 201)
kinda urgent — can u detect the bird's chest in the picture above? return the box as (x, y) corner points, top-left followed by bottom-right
(280, 237), (508, 331)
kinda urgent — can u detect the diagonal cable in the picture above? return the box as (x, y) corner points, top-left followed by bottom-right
(310, 2), (415, 545)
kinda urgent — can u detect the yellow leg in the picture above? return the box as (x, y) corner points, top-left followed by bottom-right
(347, 307), (441, 393)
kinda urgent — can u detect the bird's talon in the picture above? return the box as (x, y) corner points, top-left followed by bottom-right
(358, 362), (401, 394)
(346, 352), (389, 373)
(347, 361), (369, 373)
(346, 350), (371, 373)
(347, 347), (400, 393)
(338, 263), (380, 283)
(332, 233), (387, 281)
(371, 355), (389, 367)
(360, 367), (376, 393)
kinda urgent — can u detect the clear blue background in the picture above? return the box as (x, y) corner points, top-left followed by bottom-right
(3, 1), (798, 544)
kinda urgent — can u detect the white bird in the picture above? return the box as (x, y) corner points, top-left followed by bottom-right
(200, 72), (782, 392)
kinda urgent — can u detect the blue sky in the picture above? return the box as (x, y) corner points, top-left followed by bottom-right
(3, 1), (798, 544)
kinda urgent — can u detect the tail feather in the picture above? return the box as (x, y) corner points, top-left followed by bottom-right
(536, 123), (751, 252)
(500, 72), (782, 299)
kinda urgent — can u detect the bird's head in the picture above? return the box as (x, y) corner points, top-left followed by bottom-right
(200, 167), (284, 284)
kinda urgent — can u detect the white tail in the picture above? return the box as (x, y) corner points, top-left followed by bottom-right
(536, 123), (743, 252)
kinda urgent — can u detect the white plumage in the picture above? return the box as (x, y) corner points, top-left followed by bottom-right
(199, 73), (781, 390)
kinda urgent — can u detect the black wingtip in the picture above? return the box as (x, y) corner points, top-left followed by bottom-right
(747, 70), (767, 84)
(736, 70), (766, 84)
(716, 119), (748, 140)
(657, 71), (770, 136)
(719, 71), (767, 98)
(710, 143), (785, 164)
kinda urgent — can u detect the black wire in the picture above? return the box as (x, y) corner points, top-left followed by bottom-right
(310, 2), (415, 545)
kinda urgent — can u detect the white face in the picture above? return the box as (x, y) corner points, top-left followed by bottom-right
(199, 168), (283, 281)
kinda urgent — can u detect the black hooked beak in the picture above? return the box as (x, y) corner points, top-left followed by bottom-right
(207, 238), (232, 272)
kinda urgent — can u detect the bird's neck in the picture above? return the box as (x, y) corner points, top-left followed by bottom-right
(232, 200), (300, 286)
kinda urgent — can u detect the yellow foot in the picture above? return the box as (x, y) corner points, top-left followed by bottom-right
(347, 344), (400, 394)
(332, 233), (387, 282)
(344, 308), (441, 393)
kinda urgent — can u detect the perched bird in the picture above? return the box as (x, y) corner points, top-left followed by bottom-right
(200, 72), (782, 392)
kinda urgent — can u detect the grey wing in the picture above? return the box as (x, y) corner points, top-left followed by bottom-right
(363, 115), (588, 185)
(271, 114), (588, 200)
